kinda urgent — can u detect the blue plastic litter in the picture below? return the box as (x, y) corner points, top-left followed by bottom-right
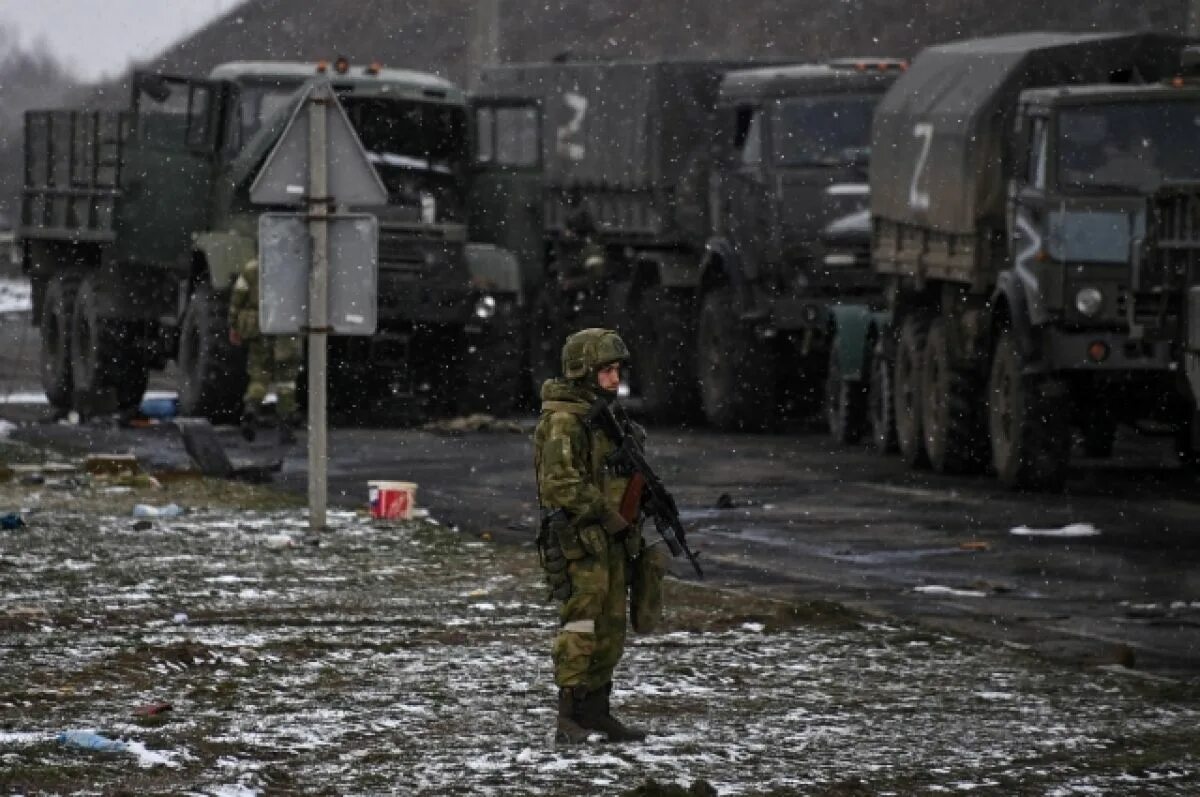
(139, 396), (178, 420)
(57, 730), (129, 753)
(0, 512), (23, 530)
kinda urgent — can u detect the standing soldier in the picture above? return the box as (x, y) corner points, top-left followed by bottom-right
(227, 257), (301, 444)
(533, 328), (667, 744)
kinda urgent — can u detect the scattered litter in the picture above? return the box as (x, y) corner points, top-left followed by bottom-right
(139, 395), (178, 420)
(133, 702), (173, 717)
(715, 493), (735, 509)
(57, 730), (128, 753)
(132, 503), (184, 519)
(369, 481), (417, 520)
(959, 540), (991, 552)
(421, 413), (524, 435)
(132, 520), (153, 531)
(480, 531), (493, 541)
(172, 613), (188, 624)
(0, 463), (12, 482)
(1, 512), (24, 530)
(1010, 523), (1100, 538)
(83, 453), (140, 477)
(0, 419), (16, 438)
(914, 585), (989, 598)
(263, 533), (296, 549)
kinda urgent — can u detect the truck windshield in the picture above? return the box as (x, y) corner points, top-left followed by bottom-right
(1057, 101), (1200, 192)
(773, 94), (877, 167)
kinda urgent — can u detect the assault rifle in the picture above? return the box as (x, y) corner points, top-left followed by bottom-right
(585, 400), (703, 579)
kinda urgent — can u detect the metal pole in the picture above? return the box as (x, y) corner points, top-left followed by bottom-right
(307, 85), (330, 531)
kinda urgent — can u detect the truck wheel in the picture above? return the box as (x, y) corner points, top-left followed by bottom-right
(39, 275), (78, 411)
(893, 316), (929, 467)
(867, 343), (898, 453)
(824, 335), (865, 444)
(1174, 417), (1198, 471)
(988, 329), (1070, 490)
(462, 297), (524, 416)
(69, 276), (148, 414)
(635, 285), (698, 424)
(697, 286), (775, 431)
(177, 286), (246, 422)
(921, 317), (985, 473)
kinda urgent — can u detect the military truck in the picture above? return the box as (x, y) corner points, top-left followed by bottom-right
(1141, 183), (1200, 467)
(20, 59), (521, 421)
(470, 58), (900, 427)
(867, 32), (1200, 488)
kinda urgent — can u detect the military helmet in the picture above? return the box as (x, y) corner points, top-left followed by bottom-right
(561, 328), (630, 380)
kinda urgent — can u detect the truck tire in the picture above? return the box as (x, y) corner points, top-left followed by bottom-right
(920, 317), (985, 473)
(635, 285), (698, 424)
(893, 316), (929, 467)
(69, 276), (148, 414)
(462, 297), (524, 416)
(39, 275), (78, 411)
(824, 335), (865, 444)
(177, 286), (246, 422)
(1173, 417), (1197, 471)
(988, 329), (1070, 490)
(867, 343), (898, 453)
(697, 286), (776, 431)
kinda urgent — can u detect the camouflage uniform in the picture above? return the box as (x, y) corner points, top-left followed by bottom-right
(533, 328), (655, 744)
(228, 258), (301, 423)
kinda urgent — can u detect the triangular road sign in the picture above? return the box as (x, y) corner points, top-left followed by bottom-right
(250, 81), (388, 207)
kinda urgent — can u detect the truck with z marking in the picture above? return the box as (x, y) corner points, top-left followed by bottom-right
(865, 32), (1200, 487)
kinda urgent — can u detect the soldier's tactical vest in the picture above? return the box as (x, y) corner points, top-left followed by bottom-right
(539, 399), (631, 524)
(230, 259), (261, 340)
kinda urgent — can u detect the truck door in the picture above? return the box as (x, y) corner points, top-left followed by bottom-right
(115, 73), (227, 268)
(1008, 114), (1050, 270)
(723, 104), (771, 276)
(468, 100), (544, 294)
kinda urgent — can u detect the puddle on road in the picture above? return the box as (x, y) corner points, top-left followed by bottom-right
(2, 506), (1199, 795)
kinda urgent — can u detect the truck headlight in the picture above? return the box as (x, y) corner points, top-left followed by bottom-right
(1075, 287), (1103, 317)
(474, 295), (497, 320)
(823, 252), (857, 267)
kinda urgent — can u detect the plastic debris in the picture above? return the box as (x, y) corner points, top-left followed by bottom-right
(172, 612), (188, 624)
(1, 512), (24, 530)
(133, 702), (173, 717)
(57, 730), (128, 753)
(914, 584), (989, 598)
(1010, 523), (1100, 538)
(132, 503), (184, 519)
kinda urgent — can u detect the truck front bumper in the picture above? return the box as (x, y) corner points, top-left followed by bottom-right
(1042, 328), (1172, 372)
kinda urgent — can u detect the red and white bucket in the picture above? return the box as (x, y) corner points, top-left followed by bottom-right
(368, 481), (418, 521)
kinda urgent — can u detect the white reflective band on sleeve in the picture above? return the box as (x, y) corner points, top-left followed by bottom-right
(562, 620), (595, 634)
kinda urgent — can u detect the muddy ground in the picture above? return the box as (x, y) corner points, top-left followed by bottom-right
(2, 443), (1199, 795)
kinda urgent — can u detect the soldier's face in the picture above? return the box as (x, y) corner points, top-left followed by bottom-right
(596, 363), (622, 392)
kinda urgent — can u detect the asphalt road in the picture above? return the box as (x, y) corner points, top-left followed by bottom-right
(7, 402), (1199, 681)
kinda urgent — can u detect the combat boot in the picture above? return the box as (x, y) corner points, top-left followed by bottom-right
(555, 687), (593, 745)
(577, 682), (647, 743)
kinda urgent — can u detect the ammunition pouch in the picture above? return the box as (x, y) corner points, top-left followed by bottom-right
(630, 544), (668, 634)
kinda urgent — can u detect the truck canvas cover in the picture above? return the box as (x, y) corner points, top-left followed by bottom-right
(476, 59), (763, 242)
(870, 32), (1189, 234)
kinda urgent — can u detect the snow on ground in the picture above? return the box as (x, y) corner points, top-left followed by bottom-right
(1, 505), (1198, 795)
(0, 277), (32, 314)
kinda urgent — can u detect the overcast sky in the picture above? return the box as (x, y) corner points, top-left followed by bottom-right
(0, 0), (243, 80)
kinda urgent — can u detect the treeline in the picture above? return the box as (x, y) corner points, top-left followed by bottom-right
(0, 25), (79, 221)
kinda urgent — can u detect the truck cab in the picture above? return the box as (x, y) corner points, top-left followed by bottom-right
(22, 58), (521, 422)
(697, 60), (902, 429)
